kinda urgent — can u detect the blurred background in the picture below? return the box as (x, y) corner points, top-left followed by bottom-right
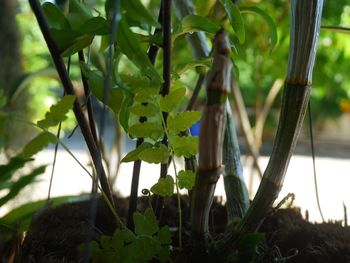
(0, 0), (349, 223)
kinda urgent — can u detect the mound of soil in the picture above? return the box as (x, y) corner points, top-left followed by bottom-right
(13, 195), (350, 262)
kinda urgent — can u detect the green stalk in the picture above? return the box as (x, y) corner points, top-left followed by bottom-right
(190, 30), (232, 251)
(223, 102), (249, 221)
(220, 0), (324, 252)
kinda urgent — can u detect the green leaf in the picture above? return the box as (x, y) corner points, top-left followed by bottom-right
(131, 235), (161, 261)
(119, 92), (133, 132)
(156, 226), (172, 245)
(0, 156), (33, 186)
(167, 111), (201, 134)
(221, 0), (245, 44)
(42, 2), (70, 30)
(0, 165), (46, 207)
(130, 102), (159, 117)
(177, 170), (196, 190)
(76, 17), (110, 35)
(138, 144), (170, 164)
(150, 175), (174, 197)
(21, 132), (58, 158)
(133, 208), (159, 236)
(158, 246), (171, 263)
(240, 7), (278, 51)
(80, 64), (124, 114)
(181, 15), (220, 35)
(121, 0), (160, 29)
(121, 142), (153, 163)
(37, 95), (75, 129)
(0, 195), (88, 232)
(170, 136), (198, 158)
(67, 0), (92, 30)
(117, 18), (162, 86)
(128, 122), (163, 140)
(159, 87), (186, 112)
(174, 57), (211, 76)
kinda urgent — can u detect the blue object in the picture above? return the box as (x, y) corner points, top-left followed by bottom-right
(190, 120), (201, 136)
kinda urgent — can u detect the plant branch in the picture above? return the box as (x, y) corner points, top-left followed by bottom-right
(28, 0), (115, 209)
(191, 30), (232, 254)
(154, 0), (172, 219)
(126, 3), (163, 229)
(219, 0), (324, 253)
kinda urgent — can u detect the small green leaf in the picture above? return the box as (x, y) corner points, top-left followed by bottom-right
(128, 122), (163, 140)
(181, 15), (220, 34)
(150, 175), (174, 197)
(178, 170), (196, 190)
(119, 92), (133, 132)
(0, 165), (46, 207)
(133, 208), (159, 236)
(167, 111), (201, 134)
(221, 0), (245, 44)
(42, 2), (70, 30)
(138, 144), (170, 164)
(174, 57), (211, 75)
(240, 7), (278, 51)
(130, 102), (159, 117)
(158, 246), (171, 263)
(170, 136), (198, 158)
(117, 18), (162, 86)
(21, 132), (58, 158)
(131, 235), (161, 261)
(37, 95), (75, 129)
(157, 226), (172, 244)
(121, 142), (153, 162)
(160, 87), (186, 112)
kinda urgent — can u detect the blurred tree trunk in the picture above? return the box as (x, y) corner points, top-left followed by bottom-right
(0, 0), (29, 150)
(0, 0), (22, 95)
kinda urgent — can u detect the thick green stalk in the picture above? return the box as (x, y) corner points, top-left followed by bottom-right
(223, 102), (249, 221)
(220, 0), (324, 252)
(191, 30), (232, 249)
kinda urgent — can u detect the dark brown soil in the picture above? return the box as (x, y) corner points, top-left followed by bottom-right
(12, 195), (350, 262)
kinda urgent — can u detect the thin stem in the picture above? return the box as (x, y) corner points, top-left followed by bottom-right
(28, 0), (114, 208)
(172, 159), (183, 249)
(308, 101), (325, 222)
(186, 74), (205, 111)
(48, 56), (71, 201)
(78, 51), (99, 145)
(127, 3), (164, 229)
(154, 0), (172, 218)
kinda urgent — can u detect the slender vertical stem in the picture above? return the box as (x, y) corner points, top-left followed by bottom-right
(154, 0), (172, 218)
(78, 51), (99, 146)
(308, 101), (325, 222)
(126, 4), (163, 229)
(28, 0), (115, 208)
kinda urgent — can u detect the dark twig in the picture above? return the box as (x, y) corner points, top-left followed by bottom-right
(29, 0), (115, 208)
(154, 0), (172, 219)
(78, 51), (99, 145)
(126, 4), (163, 229)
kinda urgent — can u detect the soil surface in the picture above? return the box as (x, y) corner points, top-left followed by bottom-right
(8, 195), (350, 262)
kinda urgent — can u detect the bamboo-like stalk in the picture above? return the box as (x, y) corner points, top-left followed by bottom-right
(190, 30), (232, 248)
(221, 0), (324, 251)
(223, 101), (249, 221)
